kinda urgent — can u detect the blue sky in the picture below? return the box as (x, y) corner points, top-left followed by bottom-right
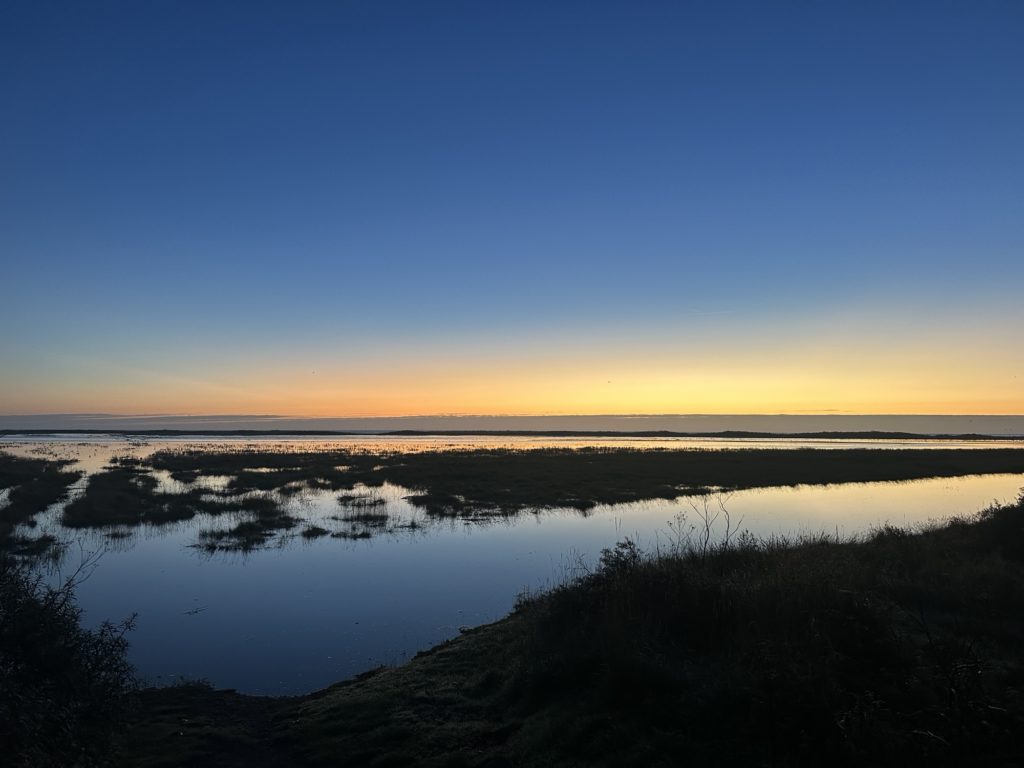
(2, 2), (1022, 416)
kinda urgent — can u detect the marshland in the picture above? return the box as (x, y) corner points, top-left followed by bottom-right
(4, 434), (1024, 765)
(1, 436), (1022, 676)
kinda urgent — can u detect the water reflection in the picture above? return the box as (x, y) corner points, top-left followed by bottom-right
(2, 438), (1022, 695)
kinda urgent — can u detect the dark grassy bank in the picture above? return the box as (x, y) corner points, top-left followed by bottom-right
(0, 453), (81, 552)
(147, 446), (1024, 514)
(117, 493), (1024, 767)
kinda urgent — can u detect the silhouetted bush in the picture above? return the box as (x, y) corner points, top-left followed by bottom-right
(0, 557), (136, 766)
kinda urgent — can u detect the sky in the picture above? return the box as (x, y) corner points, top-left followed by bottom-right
(2, 1), (1022, 418)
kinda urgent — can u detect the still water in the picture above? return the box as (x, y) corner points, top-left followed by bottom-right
(3, 436), (1022, 695)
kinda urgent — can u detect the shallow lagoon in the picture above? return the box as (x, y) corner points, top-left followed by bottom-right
(3, 436), (1022, 694)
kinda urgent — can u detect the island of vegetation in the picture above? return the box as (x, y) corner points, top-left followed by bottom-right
(2, 428), (1022, 439)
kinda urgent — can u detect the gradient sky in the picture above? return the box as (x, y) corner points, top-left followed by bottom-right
(2, 1), (1022, 417)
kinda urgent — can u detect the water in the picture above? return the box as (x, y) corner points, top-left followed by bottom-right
(3, 436), (1022, 695)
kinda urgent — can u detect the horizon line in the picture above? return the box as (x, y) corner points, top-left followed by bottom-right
(4, 412), (1024, 419)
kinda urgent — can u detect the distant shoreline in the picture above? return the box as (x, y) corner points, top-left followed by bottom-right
(1, 428), (1022, 440)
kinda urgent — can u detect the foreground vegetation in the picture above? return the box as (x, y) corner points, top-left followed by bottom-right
(1, 557), (136, 766)
(116, 493), (1024, 767)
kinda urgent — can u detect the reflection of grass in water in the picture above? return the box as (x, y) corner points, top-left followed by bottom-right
(196, 510), (299, 553)
(62, 463), (283, 529)
(334, 493), (390, 527)
(402, 493), (470, 516)
(57, 459), (298, 553)
(7, 533), (61, 558)
(331, 529), (372, 540)
(332, 511), (389, 526)
(336, 492), (387, 507)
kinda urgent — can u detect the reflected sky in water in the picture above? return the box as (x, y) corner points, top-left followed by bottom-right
(3, 437), (1022, 695)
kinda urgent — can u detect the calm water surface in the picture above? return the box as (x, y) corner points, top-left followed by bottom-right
(3, 435), (1022, 695)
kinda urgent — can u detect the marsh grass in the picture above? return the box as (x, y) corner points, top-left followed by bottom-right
(326, 489), (388, 528)
(195, 507), (300, 553)
(330, 529), (373, 540)
(481, 497), (1024, 765)
(53, 459), (298, 552)
(336, 492), (387, 507)
(62, 463), (285, 529)
(0, 453), (81, 550)
(147, 447), (1024, 518)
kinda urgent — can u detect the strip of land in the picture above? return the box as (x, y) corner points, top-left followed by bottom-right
(145, 446), (1024, 513)
(2, 428), (1022, 439)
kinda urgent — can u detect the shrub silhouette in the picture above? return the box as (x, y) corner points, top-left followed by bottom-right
(0, 557), (136, 766)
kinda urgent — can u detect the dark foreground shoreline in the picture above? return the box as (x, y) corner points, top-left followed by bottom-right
(115, 493), (1024, 767)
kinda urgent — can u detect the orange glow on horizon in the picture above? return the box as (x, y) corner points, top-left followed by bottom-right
(5, 361), (1022, 417)
(3, 308), (1021, 418)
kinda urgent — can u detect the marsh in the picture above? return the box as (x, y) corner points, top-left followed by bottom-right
(2, 435), (1023, 694)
